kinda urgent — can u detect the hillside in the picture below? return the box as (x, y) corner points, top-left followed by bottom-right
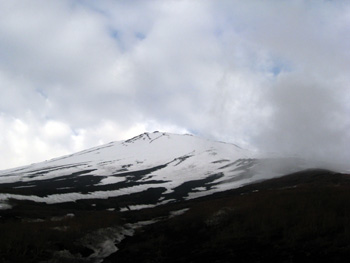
(105, 169), (350, 263)
(0, 132), (346, 262)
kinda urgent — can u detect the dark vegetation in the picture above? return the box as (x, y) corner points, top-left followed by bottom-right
(0, 208), (121, 263)
(105, 169), (350, 263)
(1, 169), (350, 262)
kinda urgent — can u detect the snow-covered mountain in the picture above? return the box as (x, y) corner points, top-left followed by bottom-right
(0, 132), (316, 210)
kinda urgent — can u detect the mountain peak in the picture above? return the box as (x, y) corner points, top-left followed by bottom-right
(124, 131), (166, 143)
(0, 131), (317, 210)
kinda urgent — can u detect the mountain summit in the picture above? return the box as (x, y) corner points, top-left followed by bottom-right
(0, 131), (313, 210)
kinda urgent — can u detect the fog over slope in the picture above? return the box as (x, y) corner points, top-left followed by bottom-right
(254, 75), (350, 170)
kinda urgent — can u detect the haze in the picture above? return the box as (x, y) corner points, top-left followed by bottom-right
(0, 0), (349, 170)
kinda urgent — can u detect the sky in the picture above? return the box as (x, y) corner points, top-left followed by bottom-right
(0, 0), (349, 170)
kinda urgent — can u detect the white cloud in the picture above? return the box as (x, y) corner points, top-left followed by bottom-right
(41, 121), (71, 139)
(0, 0), (349, 169)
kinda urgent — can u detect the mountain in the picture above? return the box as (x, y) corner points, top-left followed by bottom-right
(0, 132), (345, 262)
(105, 169), (350, 263)
(0, 132), (314, 209)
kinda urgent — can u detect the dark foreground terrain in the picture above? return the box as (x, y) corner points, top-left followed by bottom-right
(2, 169), (350, 262)
(105, 169), (350, 263)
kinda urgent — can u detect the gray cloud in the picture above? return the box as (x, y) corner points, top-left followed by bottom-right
(255, 73), (350, 166)
(0, 0), (349, 169)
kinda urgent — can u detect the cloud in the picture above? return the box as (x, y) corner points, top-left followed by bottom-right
(0, 0), (349, 169)
(255, 73), (350, 165)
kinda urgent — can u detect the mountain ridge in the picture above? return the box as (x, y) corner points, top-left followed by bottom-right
(0, 132), (348, 262)
(0, 132), (324, 210)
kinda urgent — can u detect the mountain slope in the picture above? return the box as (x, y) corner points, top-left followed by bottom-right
(0, 132), (346, 262)
(0, 132), (313, 210)
(106, 169), (350, 263)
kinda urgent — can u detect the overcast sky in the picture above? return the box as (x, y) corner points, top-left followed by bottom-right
(0, 0), (349, 170)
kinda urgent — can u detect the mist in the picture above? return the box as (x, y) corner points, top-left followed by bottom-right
(0, 0), (349, 170)
(253, 73), (350, 170)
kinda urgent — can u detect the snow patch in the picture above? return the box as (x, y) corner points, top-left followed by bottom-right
(98, 176), (125, 185)
(119, 204), (156, 212)
(169, 208), (190, 218)
(0, 201), (12, 210)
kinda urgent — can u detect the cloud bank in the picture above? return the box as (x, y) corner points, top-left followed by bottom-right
(0, 0), (349, 169)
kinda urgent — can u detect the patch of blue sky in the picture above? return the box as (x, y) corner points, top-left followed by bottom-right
(36, 89), (48, 99)
(109, 29), (146, 41)
(135, 32), (146, 40)
(268, 58), (293, 77)
(107, 27), (147, 52)
(187, 129), (199, 136)
(109, 28), (119, 39)
(107, 27), (127, 51)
